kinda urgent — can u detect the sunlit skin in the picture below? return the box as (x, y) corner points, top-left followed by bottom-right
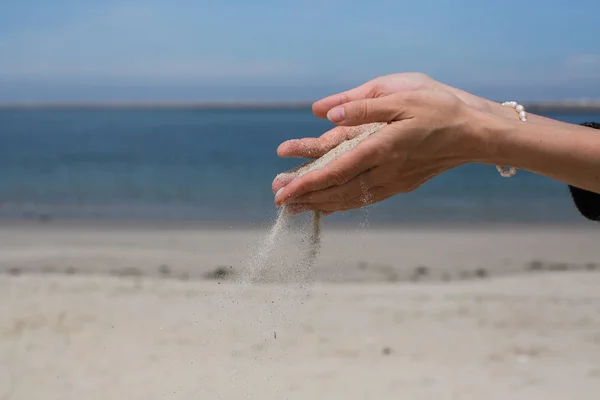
(272, 73), (600, 215)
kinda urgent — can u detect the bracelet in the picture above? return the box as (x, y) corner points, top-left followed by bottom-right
(496, 101), (527, 177)
(502, 101), (528, 122)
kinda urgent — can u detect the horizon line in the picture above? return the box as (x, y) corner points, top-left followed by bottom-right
(1, 100), (600, 112)
(0, 101), (314, 110)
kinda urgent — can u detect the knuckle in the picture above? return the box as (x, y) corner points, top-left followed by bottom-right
(399, 90), (417, 104)
(338, 93), (350, 104)
(376, 140), (394, 160)
(411, 72), (430, 81)
(387, 94), (410, 116)
(329, 170), (348, 186)
(447, 94), (464, 111)
(353, 101), (371, 121)
(389, 146), (407, 162)
(371, 139), (396, 163)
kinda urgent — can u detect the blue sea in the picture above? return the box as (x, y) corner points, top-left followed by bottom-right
(0, 109), (598, 225)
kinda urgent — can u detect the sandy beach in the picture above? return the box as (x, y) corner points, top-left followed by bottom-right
(1, 221), (600, 399)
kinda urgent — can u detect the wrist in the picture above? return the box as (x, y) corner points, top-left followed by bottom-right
(463, 106), (521, 166)
(486, 99), (524, 121)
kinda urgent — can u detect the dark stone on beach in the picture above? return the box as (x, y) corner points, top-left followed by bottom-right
(382, 347), (392, 355)
(65, 266), (77, 275)
(204, 265), (233, 280)
(8, 267), (21, 276)
(475, 268), (488, 279)
(586, 263), (598, 271)
(411, 265), (429, 282)
(527, 260), (545, 271)
(158, 264), (171, 276)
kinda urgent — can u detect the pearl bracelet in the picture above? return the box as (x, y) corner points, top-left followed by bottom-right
(496, 101), (527, 178)
(502, 101), (528, 122)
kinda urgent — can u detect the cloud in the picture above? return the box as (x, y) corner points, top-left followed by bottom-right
(0, 15), (315, 82)
(0, 57), (311, 82)
(2, 0), (600, 101)
(0, 2), (312, 82)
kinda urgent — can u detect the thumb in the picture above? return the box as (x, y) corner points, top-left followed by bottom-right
(326, 94), (407, 126)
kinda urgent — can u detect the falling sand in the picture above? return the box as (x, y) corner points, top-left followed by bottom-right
(208, 123), (388, 395)
(252, 122), (387, 284)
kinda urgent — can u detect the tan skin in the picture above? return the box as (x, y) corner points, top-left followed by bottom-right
(272, 73), (600, 215)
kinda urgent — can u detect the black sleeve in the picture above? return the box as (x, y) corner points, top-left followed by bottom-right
(568, 122), (600, 221)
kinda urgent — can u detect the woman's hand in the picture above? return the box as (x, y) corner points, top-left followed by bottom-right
(274, 90), (488, 214)
(276, 73), (492, 161)
(272, 73), (498, 194)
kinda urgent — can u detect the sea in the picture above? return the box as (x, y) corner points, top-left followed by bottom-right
(1, 108), (598, 226)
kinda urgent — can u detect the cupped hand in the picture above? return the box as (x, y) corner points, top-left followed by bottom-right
(274, 90), (487, 214)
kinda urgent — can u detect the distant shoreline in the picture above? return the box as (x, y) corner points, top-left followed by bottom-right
(1, 101), (600, 113)
(0, 102), (314, 111)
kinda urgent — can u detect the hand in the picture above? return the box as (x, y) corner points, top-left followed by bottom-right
(272, 73), (494, 193)
(274, 90), (487, 214)
(277, 73), (438, 158)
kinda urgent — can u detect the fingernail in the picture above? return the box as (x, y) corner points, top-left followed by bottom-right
(274, 188), (285, 205)
(275, 188), (296, 206)
(327, 107), (345, 123)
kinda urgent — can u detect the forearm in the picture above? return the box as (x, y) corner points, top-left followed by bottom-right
(438, 82), (581, 129)
(474, 112), (600, 194)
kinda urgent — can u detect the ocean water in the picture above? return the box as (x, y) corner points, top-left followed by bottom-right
(0, 108), (598, 225)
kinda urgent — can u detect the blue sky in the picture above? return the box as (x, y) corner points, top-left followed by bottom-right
(1, 0), (599, 102)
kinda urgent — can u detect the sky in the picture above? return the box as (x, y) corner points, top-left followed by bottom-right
(1, 0), (599, 103)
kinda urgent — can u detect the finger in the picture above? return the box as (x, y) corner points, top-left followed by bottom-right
(326, 94), (408, 126)
(291, 168), (379, 204)
(277, 123), (384, 159)
(274, 133), (387, 206)
(312, 81), (376, 118)
(272, 173), (295, 193)
(276, 126), (357, 159)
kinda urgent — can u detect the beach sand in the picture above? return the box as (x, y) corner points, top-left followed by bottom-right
(1, 221), (600, 399)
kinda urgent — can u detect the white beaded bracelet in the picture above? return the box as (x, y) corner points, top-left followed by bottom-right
(496, 101), (527, 178)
